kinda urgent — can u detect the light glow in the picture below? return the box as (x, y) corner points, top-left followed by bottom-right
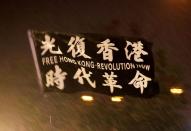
(81, 95), (94, 102)
(170, 88), (183, 94)
(111, 96), (124, 102)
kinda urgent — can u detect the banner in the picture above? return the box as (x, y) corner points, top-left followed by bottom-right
(28, 30), (159, 97)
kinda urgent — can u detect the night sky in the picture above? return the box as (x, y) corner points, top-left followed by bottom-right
(0, 0), (191, 130)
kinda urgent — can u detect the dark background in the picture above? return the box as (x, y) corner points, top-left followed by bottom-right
(0, 0), (191, 130)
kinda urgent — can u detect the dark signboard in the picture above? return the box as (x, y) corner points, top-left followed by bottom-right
(28, 30), (159, 97)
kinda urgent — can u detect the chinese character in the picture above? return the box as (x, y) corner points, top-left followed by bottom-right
(124, 41), (148, 62)
(102, 72), (122, 93)
(73, 67), (96, 88)
(41, 34), (62, 56)
(97, 39), (119, 62)
(128, 70), (151, 94)
(45, 65), (67, 90)
(67, 36), (91, 59)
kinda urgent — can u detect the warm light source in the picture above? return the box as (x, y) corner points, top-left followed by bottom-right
(81, 95), (94, 102)
(170, 87), (184, 94)
(111, 96), (124, 102)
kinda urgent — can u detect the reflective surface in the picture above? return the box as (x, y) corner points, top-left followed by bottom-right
(0, 0), (191, 130)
